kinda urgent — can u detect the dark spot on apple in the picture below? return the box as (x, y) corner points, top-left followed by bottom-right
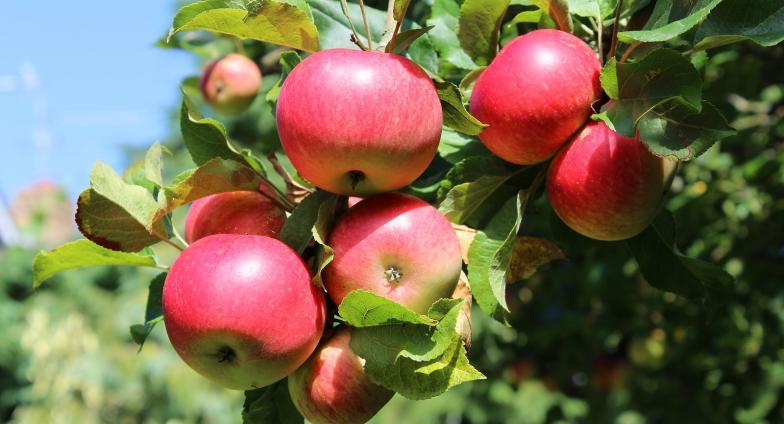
(384, 266), (403, 284)
(217, 345), (236, 363)
(347, 170), (366, 190)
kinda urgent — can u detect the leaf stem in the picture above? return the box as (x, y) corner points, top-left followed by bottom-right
(357, 0), (373, 51)
(619, 42), (640, 63)
(607, 0), (624, 62)
(159, 236), (184, 252)
(170, 222), (189, 249)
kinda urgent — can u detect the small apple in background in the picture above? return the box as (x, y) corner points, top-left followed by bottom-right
(470, 29), (601, 165)
(184, 186), (286, 243)
(162, 234), (326, 390)
(276, 49), (442, 196)
(288, 327), (394, 424)
(200, 53), (262, 115)
(547, 121), (676, 241)
(324, 193), (462, 314)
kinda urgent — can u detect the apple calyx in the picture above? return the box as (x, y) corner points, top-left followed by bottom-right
(217, 346), (237, 364)
(384, 266), (403, 283)
(348, 170), (366, 190)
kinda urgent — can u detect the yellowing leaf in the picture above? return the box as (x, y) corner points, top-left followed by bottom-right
(506, 236), (565, 283)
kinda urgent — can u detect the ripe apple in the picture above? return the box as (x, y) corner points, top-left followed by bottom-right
(547, 121), (676, 241)
(184, 187), (286, 243)
(288, 327), (394, 424)
(200, 53), (262, 115)
(324, 193), (462, 313)
(162, 234), (326, 390)
(470, 29), (602, 165)
(276, 49), (442, 196)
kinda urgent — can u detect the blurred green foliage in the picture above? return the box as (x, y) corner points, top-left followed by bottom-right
(2, 2), (783, 423)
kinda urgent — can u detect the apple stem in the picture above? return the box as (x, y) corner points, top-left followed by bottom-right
(357, 0), (373, 51)
(606, 0), (624, 62)
(340, 0), (369, 51)
(596, 16), (604, 65)
(232, 37), (246, 55)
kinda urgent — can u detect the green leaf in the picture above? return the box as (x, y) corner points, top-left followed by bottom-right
(387, 26), (435, 54)
(130, 272), (167, 349)
(436, 81), (488, 136)
(168, 0), (319, 52)
(467, 191), (526, 322)
(311, 195), (346, 288)
(458, 0), (511, 66)
(339, 291), (483, 400)
(243, 381), (303, 424)
(439, 177), (512, 224)
(694, 0), (784, 50)
(266, 51), (302, 107)
(637, 100), (736, 161)
(339, 290), (437, 327)
(308, 0), (386, 50)
(600, 49), (702, 137)
(180, 91), (241, 166)
(76, 163), (168, 252)
(143, 142), (169, 188)
(524, 0), (573, 32)
(122, 159), (157, 193)
(280, 190), (335, 254)
(427, 0), (478, 71)
(567, 0), (615, 19)
(437, 156), (512, 201)
(626, 210), (733, 300)
(438, 128), (492, 165)
(32, 239), (159, 288)
(617, 0), (722, 44)
(162, 158), (263, 211)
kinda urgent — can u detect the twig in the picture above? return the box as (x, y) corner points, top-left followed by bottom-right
(606, 0), (624, 62)
(357, 0), (373, 50)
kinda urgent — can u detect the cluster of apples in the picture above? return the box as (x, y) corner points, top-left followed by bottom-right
(471, 29), (675, 241)
(168, 47), (461, 423)
(170, 27), (674, 423)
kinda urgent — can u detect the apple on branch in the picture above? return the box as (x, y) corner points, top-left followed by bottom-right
(547, 121), (676, 241)
(200, 53), (262, 116)
(184, 184), (286, 243)
(324, 193), (463, 314)
(288, 326), (394, 424)
(470, 29), (601, 165)
(162, 234), (326, 390)
(276, 49), (442, 196)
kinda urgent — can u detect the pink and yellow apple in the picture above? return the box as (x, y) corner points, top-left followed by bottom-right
(470, 29), (601, 165)
(200, 53), (262, 115)
(184, 187), (286, 243)
(324, 193), (462, 314)
(288, 327), (393, 424)
(276, 49), (442, 196)
(547, 121), (676, 241)
(162, 234), (326, 390)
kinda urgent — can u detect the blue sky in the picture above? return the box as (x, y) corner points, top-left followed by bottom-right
(0, 1), (195, 201)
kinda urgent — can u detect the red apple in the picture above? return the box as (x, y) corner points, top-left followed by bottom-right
(288, 327), (393, 424)
(324, 193), (462, 313)
(547, 121), (676, 241)
(162, 234), (326, 390)
(276, 49), (442, 196)
(470, 29), (601, 165)
(200, 53), (262, 115)
(184, 188), (286, 243)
